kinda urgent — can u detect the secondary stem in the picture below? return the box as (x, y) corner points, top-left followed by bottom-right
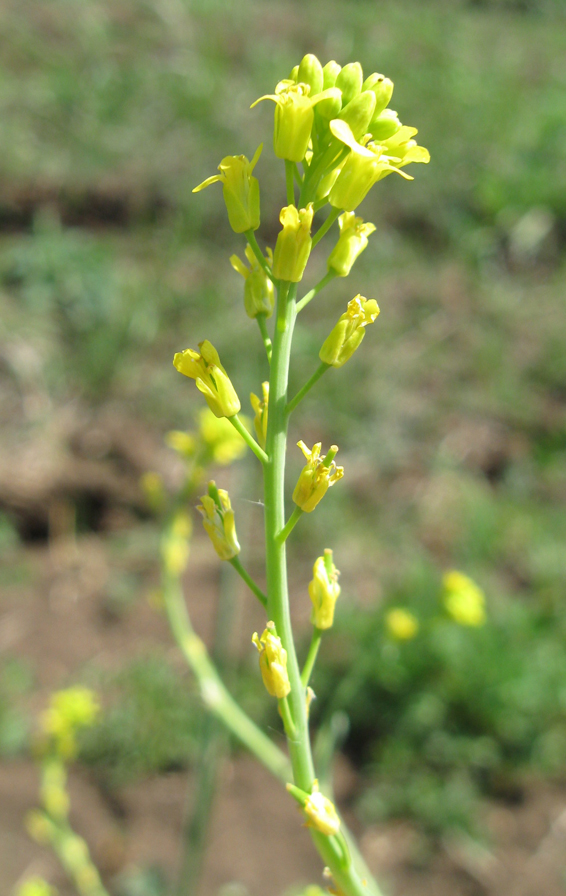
(229, 555), (267, 607)
(228, 414), (268, 464)
(286, 362), (329, 415)
(296, 270), (336, 312)
(256, 313), (272, 362)
(301, 627), (322, 688)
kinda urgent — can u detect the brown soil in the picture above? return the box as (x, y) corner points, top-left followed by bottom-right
(2, 532), (566, 896)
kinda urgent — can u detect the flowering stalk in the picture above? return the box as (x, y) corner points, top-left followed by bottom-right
(180, 51), (429, 896)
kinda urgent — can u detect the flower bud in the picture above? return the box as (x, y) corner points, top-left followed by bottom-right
(327, 212), (376, 277)
(369, 108), (401, 141)
(363, 73), (394, 117)
(323, 60), (342, 89)
(319, 295), (380, 368)
(197, 481), (240, 561)
(292, 441), (344, 513)
(335, 62), (363, 105)
(313, 87), (342, 121)
(337, 91), (376, 140)
(230, 244), (275, 319)
(289, 64), (299, 80)
(303, 783), (341, 836)
(252, 622), (291, 699)
(298, 53), (324, 96)
(309, 550), (341, 630)
(173, 341), (240, 419)
(250, 381), (269, 448)
(272, 204), (314, 282)
(192, 146), (262, 233)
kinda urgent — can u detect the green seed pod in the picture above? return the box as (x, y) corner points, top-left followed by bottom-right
(289, 64), (299, 81)
(336, 62), (363, 105)
(298, 53), (324, 96)
(363, 73), (394, 117)
(322, 60), (341, 89)
(314, 86), (342, 120)
(338, 91), (376, 140)
(369, 109), (401, 141)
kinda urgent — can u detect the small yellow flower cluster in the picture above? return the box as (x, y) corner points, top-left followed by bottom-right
(443, 570), (486, 626)
(39, 687), (99, 761)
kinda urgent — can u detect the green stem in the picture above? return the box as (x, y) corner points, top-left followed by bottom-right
(293, 162), (303, 187)
(312, 207), (340, 249)
(229, 555), (268, 607)
(279, 695), (297, 739)
(286, 362), (329, 415)
(42, 813), (109, 896)
(262, 271), (385, 896)
(301, 627), (322, 688)
(162, 571), (290, 782)
(228, 414), (268, 464)
(256, 313), (272, 362)
(263, 279), (314, 791)
(277, 505), (303, 544)
(245, 229), (277, 283)
(296, 270), (336, 312)
(285, 160), (295, 205)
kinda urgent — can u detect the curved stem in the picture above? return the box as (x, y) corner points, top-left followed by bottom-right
(286, 362), (329, 415)
(301, 627), (322, 688)
(296, 270), (337, 313)
(229, 555), (267, 607)
(228, 414), (268, 464)
(163, 570), (290, 782)
(312, 207), (340, 249)
(277, 505), (303, 544)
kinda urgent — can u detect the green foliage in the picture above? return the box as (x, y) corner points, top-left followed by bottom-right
(313, 561), (566, 837)
(80, 655), (202, 786)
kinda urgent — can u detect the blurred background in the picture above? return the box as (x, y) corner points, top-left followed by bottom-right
(1, 0), (566, 895)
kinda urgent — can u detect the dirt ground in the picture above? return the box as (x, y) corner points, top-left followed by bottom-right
(2, 522), (566, 896)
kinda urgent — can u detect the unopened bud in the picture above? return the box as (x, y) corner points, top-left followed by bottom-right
(363, 73), (394, 117)
(252, 622), (291, 699)
(335, 62), (363, 105)
(197, 481), (240, 561)
(369, 108), (401, 141)
(338, 91), (376, 140)
(272, 204), (314, 282)
(309, 550), (341, 630)
(323, 60), (342, 89)
(319, 295), (380, 368)
(298, 54), (324, 96)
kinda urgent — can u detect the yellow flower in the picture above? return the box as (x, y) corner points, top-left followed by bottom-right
(192, 146), (262, 233)
(327, 212), (376, 277)
(197, 408), (247, 464)
(252, 81), (341, 163)
(197, 481), (240, 561)
(443, 570), (486, 626)
(250, 381), (269, 448)
(272, 203), (314, 282)
(39, 688), (99, 760)
(328, 120), (429, 212)
(165, 430), (197, 458)
(173, 340), (240, 419)
(319, 295), (380, 368)
(303, 782), (341, 836)
(230, 244), (275, 319)
(386, 608), (419, 641)
(309, 550), (341, 630)
(252, 622), (291, 699)
(292, 441), (344, 513)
